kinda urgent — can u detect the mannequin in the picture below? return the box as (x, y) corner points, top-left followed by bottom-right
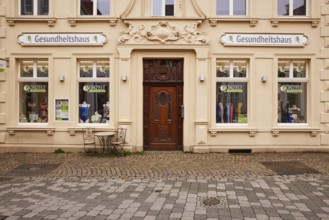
(103, 101), (110, 120)
(39, 100), (48, 121)
(91, 111), (102, 123)
(28, 100), (38, 122)
(219, 102), (224, 123)
(79, 101), (90, 123)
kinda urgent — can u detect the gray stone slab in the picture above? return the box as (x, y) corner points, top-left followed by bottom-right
(260, 161), (321, 175)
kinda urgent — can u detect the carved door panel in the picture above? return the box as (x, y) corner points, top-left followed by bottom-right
(149, 87), (177, 150)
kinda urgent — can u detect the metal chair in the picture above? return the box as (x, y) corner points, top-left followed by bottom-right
(82, 127), (96, 152)
(110, 128), (127, 154)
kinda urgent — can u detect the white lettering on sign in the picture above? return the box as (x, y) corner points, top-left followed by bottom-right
(220, 33), (308, 47)
(18, 33), (107, 46)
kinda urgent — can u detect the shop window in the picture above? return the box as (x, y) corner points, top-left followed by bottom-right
(78, 60), (110, 124)
(18, 60), (48, 123)
(20, 0), (49, 15)
(278, 60), (308, 124)
(216, 59), (248, 124)
(80, 0), (110, 16)
(278, 0), (306, 16)
(153, 0), (174, 16)
(216, 0), (247, 16)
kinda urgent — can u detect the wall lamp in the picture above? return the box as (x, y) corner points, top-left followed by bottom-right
(121, 75), (128, 82)
(59, 75), (65, 82)
(199, 75), (205, 82)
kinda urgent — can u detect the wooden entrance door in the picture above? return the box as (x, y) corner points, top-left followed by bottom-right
(143, 59), (183, 151)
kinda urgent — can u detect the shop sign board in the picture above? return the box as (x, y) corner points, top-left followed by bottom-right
(0, 59), (7, 72)
(55, 99), (69, 121)
(17, 33), (107, 46)
(220, 33), (308, 47)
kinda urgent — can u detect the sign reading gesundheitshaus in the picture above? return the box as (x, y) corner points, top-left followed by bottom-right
(17, 33), (107, 46)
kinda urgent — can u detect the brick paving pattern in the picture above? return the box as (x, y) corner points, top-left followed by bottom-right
(0, 152), (328, 219)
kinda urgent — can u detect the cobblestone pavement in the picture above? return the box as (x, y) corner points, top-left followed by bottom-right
(0, 152), (328, 219)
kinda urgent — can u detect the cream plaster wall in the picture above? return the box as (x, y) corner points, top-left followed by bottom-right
(0, 0), (328, 152)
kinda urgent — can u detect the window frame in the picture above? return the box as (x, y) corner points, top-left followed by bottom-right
(19, 0), (49, 16)
(152, 0), (175, 17)
(216, 0), (248, 17)
(216, 59), (249, 126)
(277, 59), (309, 125)
(77, 59), (110, 125)
(18, 59), (49, 124)
(277, 0), (307, 17)
(79, 0), (111, 16)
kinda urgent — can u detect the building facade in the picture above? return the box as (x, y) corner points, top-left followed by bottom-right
(0, 0), (328, 153)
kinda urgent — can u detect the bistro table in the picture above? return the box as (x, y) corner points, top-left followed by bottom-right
(94, 131), (116, 153)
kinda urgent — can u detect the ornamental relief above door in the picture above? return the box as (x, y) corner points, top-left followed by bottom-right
(117, 21), (209, 44)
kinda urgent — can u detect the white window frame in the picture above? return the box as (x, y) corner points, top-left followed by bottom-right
(20, 0), (49, 16)
(277, 59), (309, 125)
(216, 59), (249, 126)
(152, 0), (175, 16)
(277, 0), (307, 17)
(79, 0), (110, 16)
(18, 59), (49, 124)
(216, 0), (248, 16)
(77, 59), (110, 125)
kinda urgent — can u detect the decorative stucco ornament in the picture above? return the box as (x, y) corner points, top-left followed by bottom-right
(117, 21), (145, 43)
(117, 21), (209, 45)
(145, 21), (180, 44)
(181, 21), (209, 44)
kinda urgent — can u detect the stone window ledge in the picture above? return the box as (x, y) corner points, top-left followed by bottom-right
(209, 127), (258, 137)
(270, 18), (320, 27)
(271, 127), (320, 137)
(6, 126), (56, 136)
(208, 17), (259, 27)
(67, 127), (116, 136)
(67, 17), (118, 27)
(6, 17), (56, 27)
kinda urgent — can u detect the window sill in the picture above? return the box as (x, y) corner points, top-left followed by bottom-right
(6, 126), (56, 136)
(6, 17), (56, 27)
(123, 16), (205, 19)
(209, 127), (258, 137)
(270, 18), (320, 27)
(67, 17), (118, 27)
(272, 127), (320, 137)
(68, 127), (116, 136)
(208, 17), (258, 27)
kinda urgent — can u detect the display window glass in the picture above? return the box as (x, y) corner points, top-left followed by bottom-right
(153, 0), (174, 16)
(277, 0), (306, 16)
(80, 0), (110, 16)
(21, 0), (48, 15)
(216, 0), (247, 16)
(18, 60), (48, 123)
(278, 60), (308, 124)
(78, 60), (110, 124)
(216, 59), (248, 124)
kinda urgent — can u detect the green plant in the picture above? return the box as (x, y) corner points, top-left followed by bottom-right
(54, 148), (65, 154)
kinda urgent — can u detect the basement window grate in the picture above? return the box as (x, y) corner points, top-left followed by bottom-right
(228, 149), (252, 154)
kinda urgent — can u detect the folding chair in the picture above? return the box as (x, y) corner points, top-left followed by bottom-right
(110, 128), (127, 154)
(82, 127), (96, 152)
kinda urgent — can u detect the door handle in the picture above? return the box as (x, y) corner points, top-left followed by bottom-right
(180, 105), (184, 118)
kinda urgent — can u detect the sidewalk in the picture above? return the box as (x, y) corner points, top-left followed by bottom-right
(0, 152), (328, 220)
(0, 152), (329, 178)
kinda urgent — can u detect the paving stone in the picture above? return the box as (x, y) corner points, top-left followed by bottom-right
(0, 152), (328, 220)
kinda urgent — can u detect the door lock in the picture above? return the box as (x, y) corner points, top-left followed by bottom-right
(180, 105), (184, 118)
